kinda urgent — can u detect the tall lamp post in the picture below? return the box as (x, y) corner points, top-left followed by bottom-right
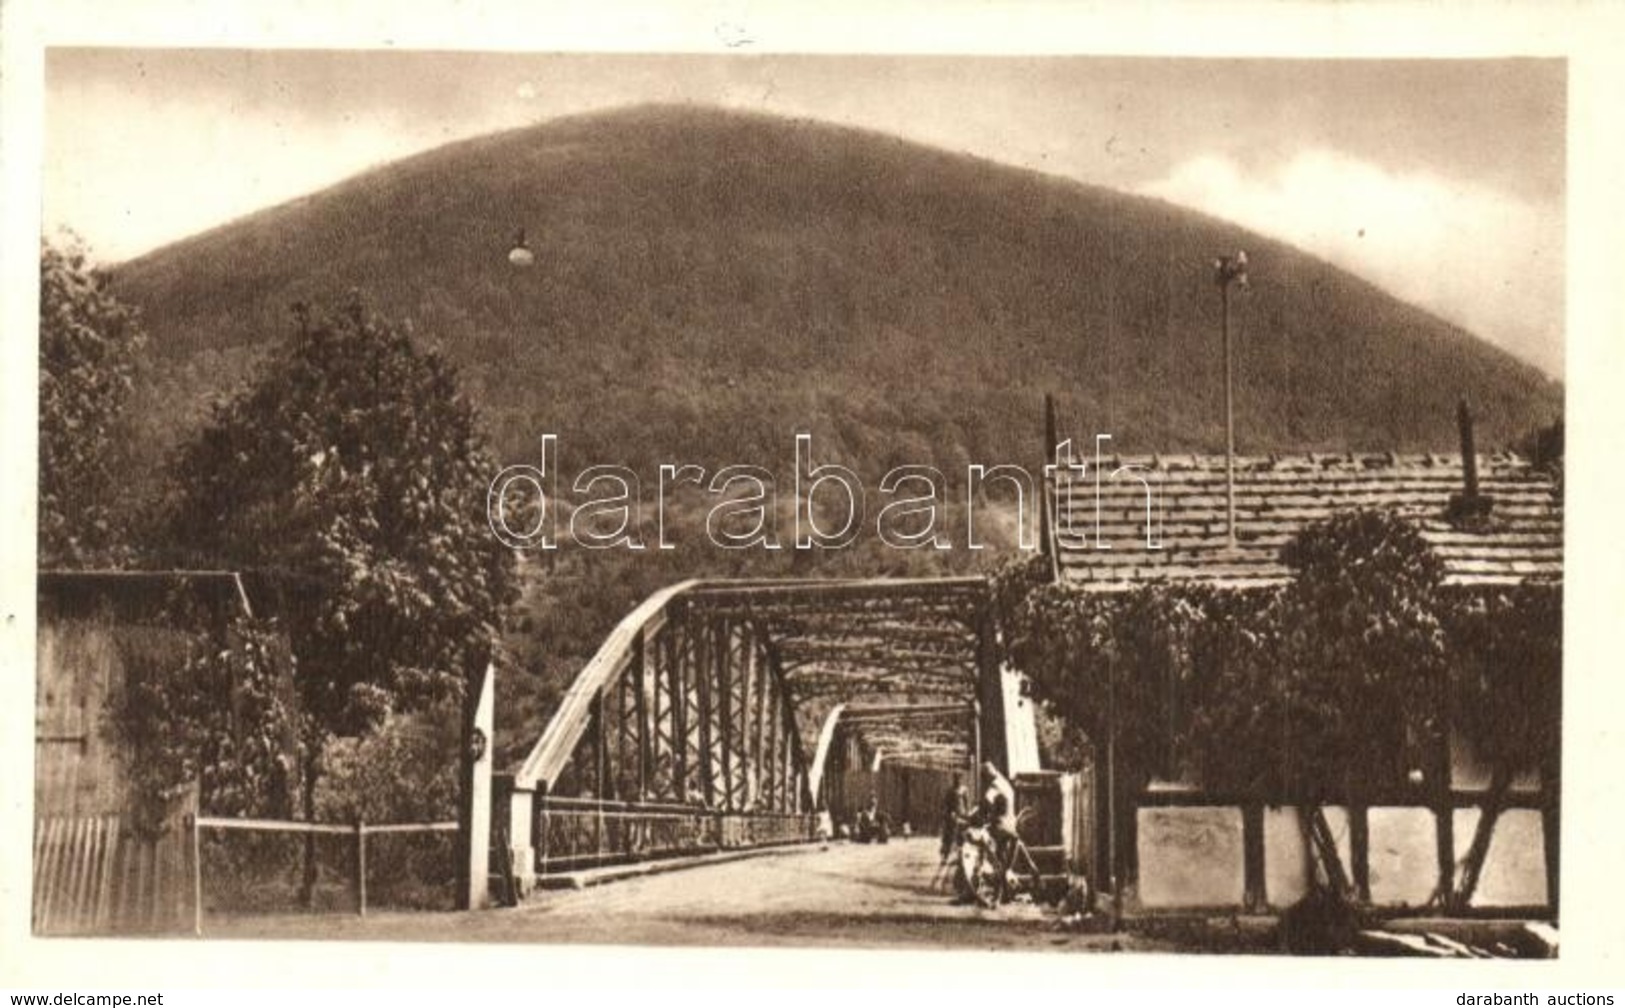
(1213, 251), (1249, 546)
(1107, 652), (1120, 932)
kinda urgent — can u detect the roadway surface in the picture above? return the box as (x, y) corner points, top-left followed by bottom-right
(205, 837), (1178, 951)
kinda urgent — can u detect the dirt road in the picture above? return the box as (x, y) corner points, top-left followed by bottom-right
(204, 837), (1155, 951)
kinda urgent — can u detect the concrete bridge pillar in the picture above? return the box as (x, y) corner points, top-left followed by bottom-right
(1001, 668), (1041, 775)
(493, 775), (536, 899)
(975, 600), (1040, 776)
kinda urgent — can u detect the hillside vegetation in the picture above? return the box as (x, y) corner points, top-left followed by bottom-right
(113, 104), (1560, 489)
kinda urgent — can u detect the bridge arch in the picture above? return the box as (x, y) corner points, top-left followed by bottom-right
(499, 577), (1015, 891)
(811, 701), (981, 836)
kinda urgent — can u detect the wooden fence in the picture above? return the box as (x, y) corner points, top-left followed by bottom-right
(32, 789), (197, 936)
(33, 794), (457, 935)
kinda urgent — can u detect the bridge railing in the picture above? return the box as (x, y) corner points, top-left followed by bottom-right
(535, 796), (816, 875)
(719, 809), (818, 849)
(538, 797), (718, 873)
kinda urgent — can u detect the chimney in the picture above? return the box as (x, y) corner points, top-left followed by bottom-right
(1458, 399), (1480, 499)
(1044, 393), (1060, 469)
(1448, 399), (1493, 523)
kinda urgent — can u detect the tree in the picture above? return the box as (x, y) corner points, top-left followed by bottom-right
(165, 300), (518, 829)
(38, 237), (146, 566)
(1519, 417), (1563, 498)
(1443, 583), (1560, 909)
(1274, 508), (1449, 796)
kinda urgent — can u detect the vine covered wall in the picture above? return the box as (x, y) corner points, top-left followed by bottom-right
(994, 509), (1561, 804)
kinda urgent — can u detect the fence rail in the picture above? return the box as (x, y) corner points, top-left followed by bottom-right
(196, 816), (458, 835)
(193, 816), (458, 924)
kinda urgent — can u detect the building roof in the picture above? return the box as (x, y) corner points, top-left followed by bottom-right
(1047, 452), (1562, 591)
(37, 569), (258, 621)
(36, 568), (314, 622)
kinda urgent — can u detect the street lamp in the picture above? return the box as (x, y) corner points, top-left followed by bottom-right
(1107, 652), (1120, 932)
(1212, 250), (1249, 546)
(508, 229), (536, 268)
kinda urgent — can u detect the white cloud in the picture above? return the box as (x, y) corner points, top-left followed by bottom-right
(1137, 149), (1564, 377)
(44, 83), (462, 264)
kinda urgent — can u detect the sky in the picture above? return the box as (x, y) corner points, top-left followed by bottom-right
(43, 50), (1566, 376)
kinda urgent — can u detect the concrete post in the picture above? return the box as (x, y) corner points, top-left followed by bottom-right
(458, 662), (496, 910)
(493, 775), (536, 899)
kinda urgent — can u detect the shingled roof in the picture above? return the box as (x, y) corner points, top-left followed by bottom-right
(1047, 453), (1563, 591)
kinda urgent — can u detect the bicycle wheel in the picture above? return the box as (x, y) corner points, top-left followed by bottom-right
(1008, 840), (1044, 902)
(958, 836), (1003, 908)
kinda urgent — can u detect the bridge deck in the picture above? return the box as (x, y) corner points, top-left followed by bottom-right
(200, 838), (1153, 950)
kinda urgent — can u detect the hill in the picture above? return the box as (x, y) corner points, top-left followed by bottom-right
(112, 104), (1561, 483)
(100, 104), (1567, 767)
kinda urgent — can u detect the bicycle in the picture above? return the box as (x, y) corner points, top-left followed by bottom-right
(955, 810), (1043, 909)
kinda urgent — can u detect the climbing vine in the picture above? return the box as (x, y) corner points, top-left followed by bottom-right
(996, 509), (1560, 908)
(1442, 582), (1561, 908)
(995, 510), (1559, 803)
(113, 613), (306, 831)
(1445, 583), (1561, 777)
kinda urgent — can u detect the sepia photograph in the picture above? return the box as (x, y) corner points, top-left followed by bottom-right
(15, 21), (1599, 979)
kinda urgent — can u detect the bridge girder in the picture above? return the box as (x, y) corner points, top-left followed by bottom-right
(516, 576), (1007, 828)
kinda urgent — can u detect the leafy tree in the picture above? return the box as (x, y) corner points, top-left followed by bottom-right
(38, 237), (146, 566)
(1519, 417), (1564, 500)
(317, 706), (462, 824)
(164, 300), (518, 828)
(311, 704), (464, 909)
(1443, 583), (1560, 908)
(1182, 511), (1451, 813)
(1274, 509), (1449, 794)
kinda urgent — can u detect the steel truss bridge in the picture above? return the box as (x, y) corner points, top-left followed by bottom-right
(499, 577), (1017, 888)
